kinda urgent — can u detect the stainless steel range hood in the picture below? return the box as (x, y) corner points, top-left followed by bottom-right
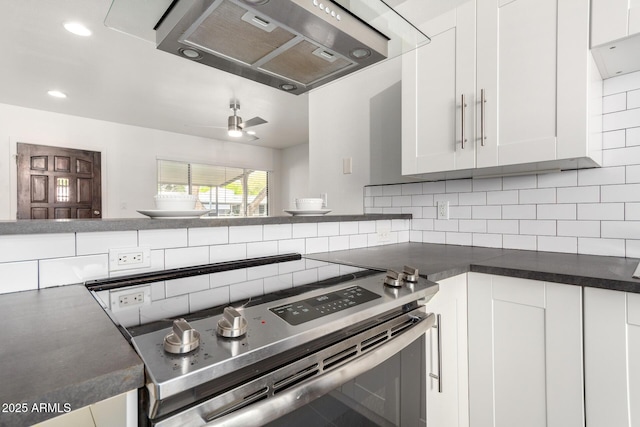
(152, 0), (426, 94)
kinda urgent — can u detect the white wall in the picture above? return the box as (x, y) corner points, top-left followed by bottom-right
(279, 143), (310, 209)
(0, 103), (281, 219)
(365, 70), (640, 258)
(308, 56), (404, 214)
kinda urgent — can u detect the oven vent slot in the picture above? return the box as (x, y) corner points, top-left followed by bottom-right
(204, 386), (269, 422)
(322, 346), (358, 370)
(390, 319), (414, 337)
(360, 331), (389, 352)
(273, 364), (319, 394)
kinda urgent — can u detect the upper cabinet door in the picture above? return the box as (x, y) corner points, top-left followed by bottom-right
(402, 1), (476, 175)
(475, 0), (598, 168)
(475, 0), (558, 168)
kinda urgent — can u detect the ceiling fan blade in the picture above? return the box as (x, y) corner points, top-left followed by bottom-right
(240, 116), (268, 129)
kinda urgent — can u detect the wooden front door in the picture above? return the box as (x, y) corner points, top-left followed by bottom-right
(17, 143), (102, 219)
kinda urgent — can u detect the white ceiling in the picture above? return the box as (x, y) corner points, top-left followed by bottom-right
(0, 0), (310, 149)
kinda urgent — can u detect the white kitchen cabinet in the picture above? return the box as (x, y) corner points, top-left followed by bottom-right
(584, 287), (640, 427)
(402, 0), (601, 177)
(424, 274), (469, 427)
(402, 2), (476, 175)
(467, 273), (584, 427)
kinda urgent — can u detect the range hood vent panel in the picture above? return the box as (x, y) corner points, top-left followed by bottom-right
(156, 0), (390, 94)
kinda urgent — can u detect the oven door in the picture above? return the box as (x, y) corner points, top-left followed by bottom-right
(154, 307), (434, 427)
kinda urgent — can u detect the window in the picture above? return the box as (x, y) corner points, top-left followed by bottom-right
(157, 160), (268, 217)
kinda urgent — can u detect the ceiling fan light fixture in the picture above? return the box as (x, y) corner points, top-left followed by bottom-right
(228, 111), (243, 137)
(228, 128), (243, 137)
(63, 22), (92, 37)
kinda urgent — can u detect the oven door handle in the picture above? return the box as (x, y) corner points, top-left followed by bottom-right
(205, 311), (435, 427)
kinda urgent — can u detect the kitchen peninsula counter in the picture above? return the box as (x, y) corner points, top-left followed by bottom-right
(0, 214), (410, 236)
(307, 242), (640, 293)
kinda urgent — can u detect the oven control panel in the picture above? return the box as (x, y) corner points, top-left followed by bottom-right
(270, 286), (381, 325)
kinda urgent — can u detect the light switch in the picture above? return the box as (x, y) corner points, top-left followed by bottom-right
(343, 157), (352, 174)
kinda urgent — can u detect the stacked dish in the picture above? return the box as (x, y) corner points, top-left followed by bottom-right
(138, 194), (211, 218)
(284, 198), (331, 216)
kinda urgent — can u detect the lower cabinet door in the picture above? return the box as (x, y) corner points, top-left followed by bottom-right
(425, 274), (469, 427)
(467, 273), (584, 427)
(584, 287), (640, 427)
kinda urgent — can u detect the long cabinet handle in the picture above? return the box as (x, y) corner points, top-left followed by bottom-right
(480, 89), (487, 146)
(461, 94), (467, 149)
(428, 313), (443, 393)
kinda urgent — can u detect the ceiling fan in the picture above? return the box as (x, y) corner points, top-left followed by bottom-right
(194, 101), (268, 142)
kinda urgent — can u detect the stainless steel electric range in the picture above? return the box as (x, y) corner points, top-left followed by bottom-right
(86, 254), (438, 427)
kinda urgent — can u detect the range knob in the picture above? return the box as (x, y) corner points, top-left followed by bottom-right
(217, 307), (248, 338)
(384, 270), (404, 288)
(163, 318), (200, 354)
(403, 265), (419, 282)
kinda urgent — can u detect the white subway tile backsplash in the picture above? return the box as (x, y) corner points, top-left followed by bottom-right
(316, 222), (339, 237)
(151, 282), (165, 301)
(459, 192), (487, 206)
(39, 255), (108, 288)
(472, 177), (503, 192)
(503, 175), (536, 190)
(446, 232), (472, 246)
(366, 186), (383, 197)
(557, 186), (600, 203)
(537, 204), (577, 220)
(423, 207), (438, 218)
(434, 193), (459, 205)
(189, 287), (229, 312)
(0, 261), (38, 294)
(293, 223), (318, 238)
(459, 220), (487, 233)
(502, 205), (536, 220)
(578, 238), (626, 257)
(537, 236), (577, 253)
(503, 235), (537, 251)
(472, 206), (502, 219)
(264, 274), (293, 293)
(364, 197), (373, 208)
(398, 230), (410, 243)
(359, 221), (376, 234)
(229, 279), (264, 302)
(165, 246), (209, 269)
(487, 190), (518, 205)
(329, 235), (349, 251)
(422, 231), (446, 244)
(603, 70), (640, 95)
(628, 127), (640, 147)
(140, 229), (187, 249)
(382, 207), (403, 214)
(412, 219), (434, 231)
(628, 89), (640, 109)
(402, 207), (423, 218)
(382, 185), (402, 196)
(349, 234), (368, 249)
(339, 221), (359, 235)
(392, 219), (410, 231)
(263, 224), (292, 241)
(76, 231), (138, 255)
(306, 237), (329, 254)
(602, 183), (640, 202)
(626, 203), (640, 220)
(520, 188), (556, 204)
(434, 220), (458, 232)
(210, 269), (247, 288)
(247, 241), (278, 258)
(537, 171), (577, 188)
(402, 182), (424, 195)
(210, 243), (246, 263)
(627, 165), (640, 183)
(557, 221), (600, 237)
(188, 227), (228, 247)
(374, 197), (393, 207)
(602, 130), (626, 149)
(229, 225), (263, 243)
(392, 195), (412, 207)
(423, 181), (446, 194)
(446, 179), (472, 193)
(278, 239), (305, 255)
(603, 108), (640, 132)
(578, 203), (625, 220)
(487, 220), (518, 234)
(603, 92), (627, 113)
(165, 275), (209, 298)
(626, 240), (640, 258)
(473, 233), (503, 248)
(603, 146), (640, 166)
(0, 233), (75, 263)
(520, 220), (556, 236)
(578, 166), (626, 186)
(602, 221), (640, 239)
(247, 264), (279, 280)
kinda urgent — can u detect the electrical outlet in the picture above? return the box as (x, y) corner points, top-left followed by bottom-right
(377, 227), (391, 243)
(437, 201), (450, 220)
(109, 246), (151, 272)
(110, 286), (151, 312)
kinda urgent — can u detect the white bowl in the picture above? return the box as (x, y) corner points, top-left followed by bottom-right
(154, 194), (197, 211)
(295, 198), (324, 211)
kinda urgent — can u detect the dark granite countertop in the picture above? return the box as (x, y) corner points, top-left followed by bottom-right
(0, 214), (410, 235)
(0, 285), (144, 426)
(307, 243), (640, 293)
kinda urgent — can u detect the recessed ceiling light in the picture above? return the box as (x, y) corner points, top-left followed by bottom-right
(64, 22), (92, 37)
(47, 90), (67, 98)
(246, 130), (256, 135)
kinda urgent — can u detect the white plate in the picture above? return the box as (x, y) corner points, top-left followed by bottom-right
(137, 209), (212, 219)
(284, 209), (331, 216)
